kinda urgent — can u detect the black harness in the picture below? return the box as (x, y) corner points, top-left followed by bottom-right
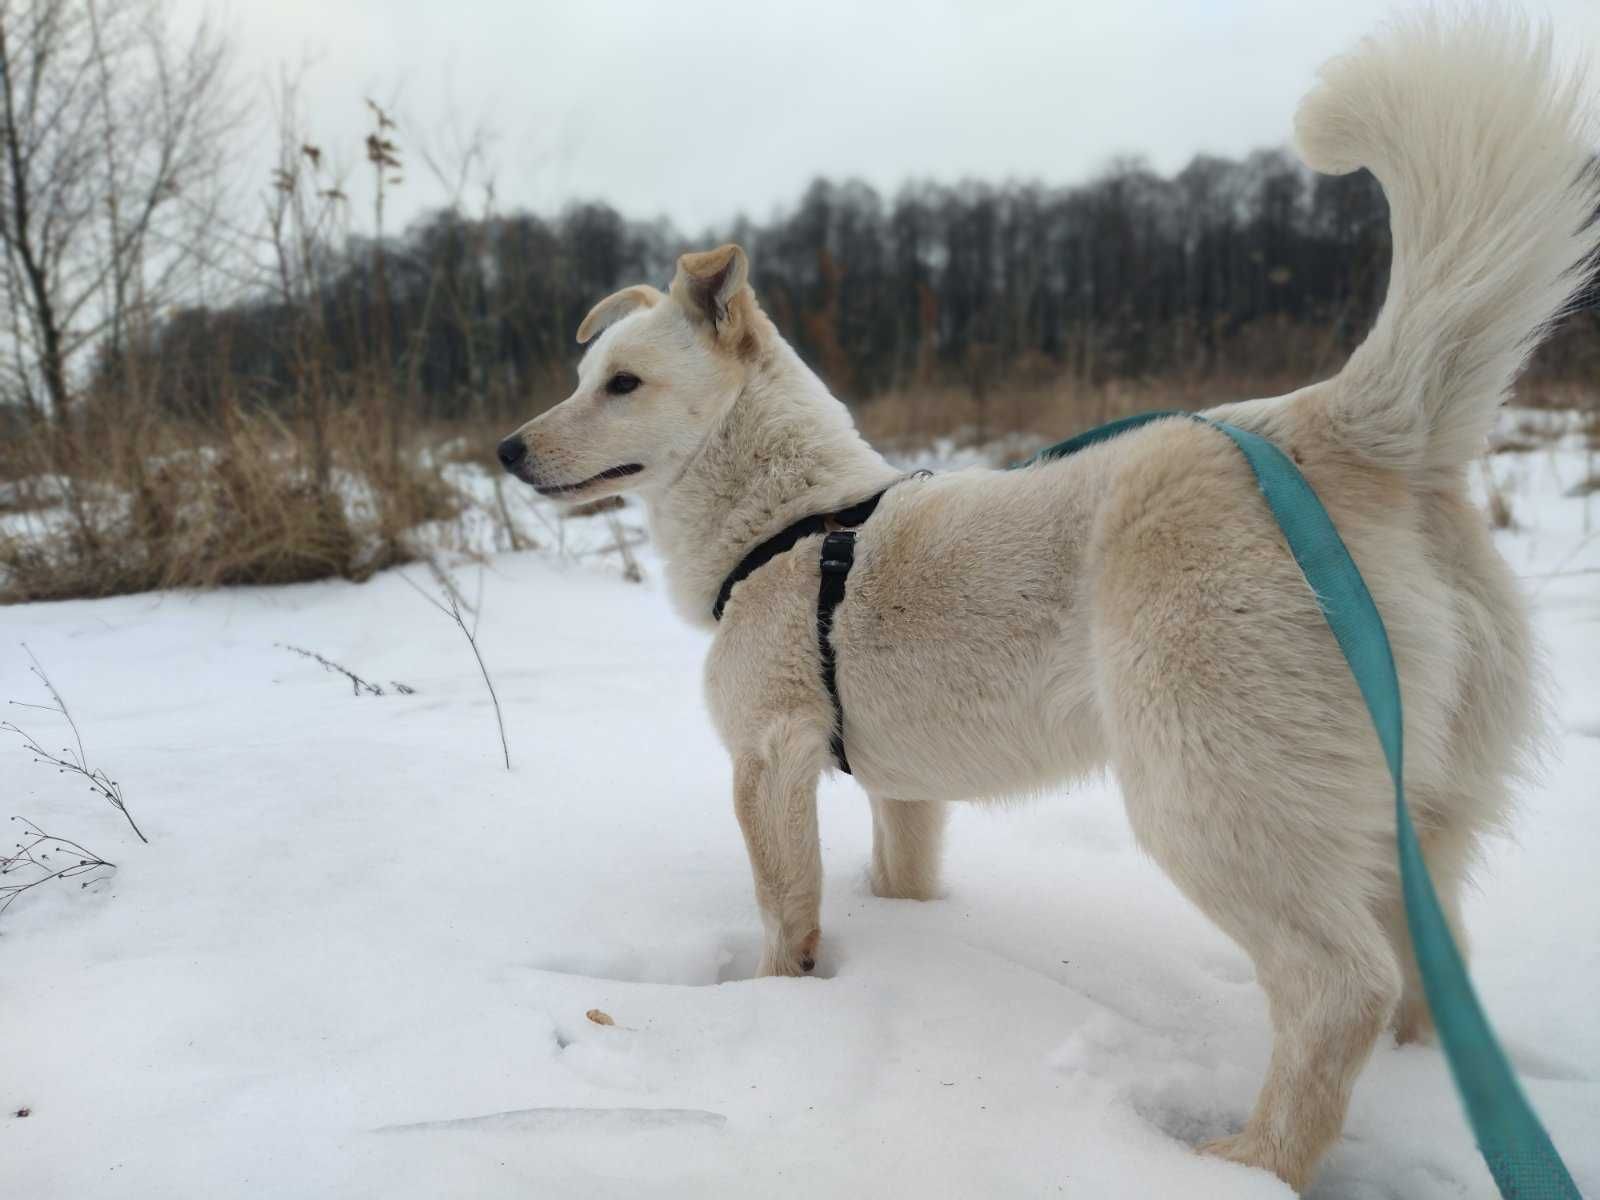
(712, 485), (903, 774)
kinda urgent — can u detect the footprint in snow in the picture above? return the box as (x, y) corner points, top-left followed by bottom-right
(528, 931), (837, 986)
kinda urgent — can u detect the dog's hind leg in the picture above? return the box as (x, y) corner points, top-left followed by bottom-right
(1110, 736), (1403, 1190)
(732, 721), (826, 977)
(1118, 765), (1402, 1189)
(1378, 805), (1474, 1045)
(1379, 515), (1532, 1044)
(1196, 912), (1399, 1191)
(869, 797), (946, 901)
(1090, 415), (1420, 1188)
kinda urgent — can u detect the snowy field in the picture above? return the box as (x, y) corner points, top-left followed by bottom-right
(2, 416), (1597, 1198)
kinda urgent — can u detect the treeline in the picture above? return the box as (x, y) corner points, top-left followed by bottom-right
(114, 148), (1599, 423)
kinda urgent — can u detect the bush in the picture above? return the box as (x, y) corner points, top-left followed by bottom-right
(0, 410), (462, 603)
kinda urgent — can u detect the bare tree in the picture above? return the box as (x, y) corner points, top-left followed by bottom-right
(0, 0), (236, 422)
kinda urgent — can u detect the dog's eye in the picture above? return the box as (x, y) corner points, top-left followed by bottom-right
(606, 372), (641, 396)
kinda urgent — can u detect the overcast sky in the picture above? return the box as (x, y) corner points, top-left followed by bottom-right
(179, 0), (1600, 236)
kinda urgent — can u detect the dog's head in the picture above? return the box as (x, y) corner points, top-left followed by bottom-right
(496, 244), (765, 501)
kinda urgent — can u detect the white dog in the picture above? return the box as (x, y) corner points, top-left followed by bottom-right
(499, 12), (1599, 1190)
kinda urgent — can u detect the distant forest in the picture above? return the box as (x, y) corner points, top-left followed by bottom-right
(119, 148), (1600, 422)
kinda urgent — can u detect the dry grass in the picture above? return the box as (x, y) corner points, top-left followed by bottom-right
(859, 367), (1600, 459)
(0, 409), (462, 603)
(4, 365), (1595, 606)
(855, 368), (1307, 450)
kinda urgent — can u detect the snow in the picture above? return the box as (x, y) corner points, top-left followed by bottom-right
(2, 417), (1597, 1198)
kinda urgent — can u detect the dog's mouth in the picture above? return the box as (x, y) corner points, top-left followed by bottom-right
(532, 463), (644, 498)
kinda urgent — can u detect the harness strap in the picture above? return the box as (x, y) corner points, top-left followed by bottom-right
(712, 490), (889, 622)
(817, 531), (857, 773)
(713, 488), (893, 773)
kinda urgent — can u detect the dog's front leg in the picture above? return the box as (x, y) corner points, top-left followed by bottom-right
(869, 797), (946, 901)
(732, 738), (822, 977)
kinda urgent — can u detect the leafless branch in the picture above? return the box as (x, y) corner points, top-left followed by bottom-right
(401, 561), (510, 770)
(4, 643), (146, 843)
(1529, 530), (1598, 599)
(276, 642), (412, 697)
(604, 511), (644, 583)
(0, 816), (115, 922)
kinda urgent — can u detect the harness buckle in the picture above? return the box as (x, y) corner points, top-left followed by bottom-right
(819, 530), (856, 575)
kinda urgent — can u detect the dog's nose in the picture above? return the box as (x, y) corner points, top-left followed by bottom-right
(497, 436), (527, 471)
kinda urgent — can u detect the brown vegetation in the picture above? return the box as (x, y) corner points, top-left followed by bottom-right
(0, 411), (459, 602)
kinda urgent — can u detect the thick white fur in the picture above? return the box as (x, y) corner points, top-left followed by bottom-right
(502, 11), (1599, 1191)
(1294, 10), (1600, 473)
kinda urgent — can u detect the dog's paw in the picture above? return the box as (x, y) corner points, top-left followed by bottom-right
(1392, 993), (1434, 1045)
(1199, 1131), (1304, 1191)
(757, 928), (820, 978)
(1197, 1132), (1249, 1163)
(868, 865), (939, 902)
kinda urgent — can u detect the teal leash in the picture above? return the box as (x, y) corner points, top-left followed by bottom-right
(1026, 413), (1580, 1199)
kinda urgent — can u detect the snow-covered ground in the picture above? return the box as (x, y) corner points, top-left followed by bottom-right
(2, 416), (1596, 1198)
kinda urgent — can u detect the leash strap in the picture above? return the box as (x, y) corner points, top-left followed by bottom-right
(1031, 412), (1578, 1199)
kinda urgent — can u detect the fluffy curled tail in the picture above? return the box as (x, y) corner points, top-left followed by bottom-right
(1296, 8), (1600, 471)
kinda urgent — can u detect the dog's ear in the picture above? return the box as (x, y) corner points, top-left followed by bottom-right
(670, 244), (750, 335)
(576, 285), (662, 344)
